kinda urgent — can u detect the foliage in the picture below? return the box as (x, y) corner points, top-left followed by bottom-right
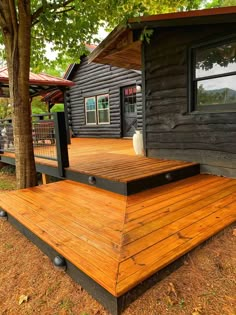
(196, 41), (236, 71)
(0, 99), (11, 119)
(205, 0), (236, 8)
(50, 104), (64, 112)
(31, 96), (48, 114)
(197, 85), (236, 106)
(0, 165), (15, 175)
(0, 0), (203, 72)
(0, 0), (204, 189)
(140, 27), (154, 44)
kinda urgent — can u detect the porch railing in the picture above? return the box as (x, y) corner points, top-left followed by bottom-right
(0, 112), (69, 177)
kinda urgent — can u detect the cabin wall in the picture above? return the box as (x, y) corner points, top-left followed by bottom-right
(66, 57), (142, 138)
(144, 23), (236, 177)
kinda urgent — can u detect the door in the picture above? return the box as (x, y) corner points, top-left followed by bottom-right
(121, 85), (137, 137)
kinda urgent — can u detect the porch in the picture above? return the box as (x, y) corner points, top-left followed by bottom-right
(0, 137), (200, 195)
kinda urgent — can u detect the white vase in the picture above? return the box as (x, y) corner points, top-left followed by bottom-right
(133, 130), (144, 155)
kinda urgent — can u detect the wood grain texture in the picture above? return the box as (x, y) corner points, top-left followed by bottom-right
(1, 138), (198, 183)
(1, 174), (236, 296)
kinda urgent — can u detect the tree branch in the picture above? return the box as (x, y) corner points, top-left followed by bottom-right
(0, 4), (8, 30)
(8, 0), (18, 36)
(31, 0), (74, 24)
(31, 4), (75, 26)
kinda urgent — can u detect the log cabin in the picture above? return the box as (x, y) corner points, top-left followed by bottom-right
(1, 7), (236, 315)
(62, 45), (143, 138)
(89, 6), (236, 178)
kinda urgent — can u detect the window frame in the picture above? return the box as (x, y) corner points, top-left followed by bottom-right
(97, 94), (110, 125)
(189, 34), (236, 113)
(84, 94), (110, 125)
(84, 96), (97, 125)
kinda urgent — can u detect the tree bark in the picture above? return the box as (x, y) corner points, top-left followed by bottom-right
(0, 0), (37, 189)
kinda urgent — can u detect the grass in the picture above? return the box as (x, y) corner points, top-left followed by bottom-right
(0, 165), (16, 190)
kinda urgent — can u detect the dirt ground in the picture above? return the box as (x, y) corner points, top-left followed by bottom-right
(0, 174), (235, 315)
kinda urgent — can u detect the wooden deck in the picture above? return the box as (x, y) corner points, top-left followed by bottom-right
(1, 174), (236, 298)
(1, 138), (199, 194)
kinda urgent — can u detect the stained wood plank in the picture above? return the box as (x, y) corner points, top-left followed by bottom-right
(124, 178), (236, 236)
(126, 174), (219, 208)
(2, 138), (198, 184)
(117, 206), (236, 295)
(125, 177), (233, 226)
(121, 192), (236, 260)
(1, 174), (235, 298)
(1, 199), (118, 294)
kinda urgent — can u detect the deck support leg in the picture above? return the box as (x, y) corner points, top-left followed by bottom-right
(42, 173), (50, 185)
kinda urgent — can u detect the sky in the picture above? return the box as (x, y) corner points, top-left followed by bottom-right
(197, 63), (236, 90)
(46, 27), (108, 61)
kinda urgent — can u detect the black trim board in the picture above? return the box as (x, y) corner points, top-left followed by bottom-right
(0, 155), (16, 166)
(64, 169), (128, 195)
(36, 164), (61, 177)
(0, 155), (61, 178)
(2, 212), (190, 315)
(65, 163), (200, 195)
(5, 214), (124, 315)
(0, 154), (200, 196)
(126, 164), (200, 195)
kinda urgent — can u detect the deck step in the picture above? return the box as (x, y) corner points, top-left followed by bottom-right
(1, 174), (236, 315)
(65, 162), (200, 195)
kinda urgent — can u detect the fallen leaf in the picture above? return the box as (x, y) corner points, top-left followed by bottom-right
(192, 306), (203, 315)
(168, 282), (178, 297)
(19, 295), (28, 305)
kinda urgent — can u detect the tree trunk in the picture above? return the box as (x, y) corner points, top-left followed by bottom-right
(0, 0), (37, 189)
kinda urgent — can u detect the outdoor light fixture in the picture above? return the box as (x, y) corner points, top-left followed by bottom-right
(88, 176), (96, 185)
(0, 209), (8, 221)
(53, 255), (67, 271)
(165, 173), (173, 182)
(136, 85), (142, 93)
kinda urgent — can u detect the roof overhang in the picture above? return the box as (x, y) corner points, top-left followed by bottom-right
(0, 67), (75, 98)
(89, 6), (236, 70)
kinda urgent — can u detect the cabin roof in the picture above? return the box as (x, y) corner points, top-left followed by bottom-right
(89, 6), (236, 70)
(0, 66), (75, 98)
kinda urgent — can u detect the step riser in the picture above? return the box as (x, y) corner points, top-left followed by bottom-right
(65, 164), (200, 195)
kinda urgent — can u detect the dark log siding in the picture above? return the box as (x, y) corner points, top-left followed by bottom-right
(66, 57), (142, 138)
(144, 23), (236, 178)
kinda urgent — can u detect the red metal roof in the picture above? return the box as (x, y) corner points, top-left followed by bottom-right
(0, 66), (74, 87)
(41, 89), (64, 103)
(85, 43), (97, 52)
(128, 6), (236, 24)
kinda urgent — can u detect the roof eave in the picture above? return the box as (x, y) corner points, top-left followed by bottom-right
(89, 6), (236, 68)
(88, 25), (128, 64)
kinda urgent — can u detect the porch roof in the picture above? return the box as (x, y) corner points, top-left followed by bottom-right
(88, 6), (236, 70)
(0, 66), (75, 98)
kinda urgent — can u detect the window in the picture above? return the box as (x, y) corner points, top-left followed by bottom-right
(84, 94), (110, 125)
(192, 38), (236, 111)
(123, 86), (137, 113)
(97, 94), (110, 124)
(85, 97), (96, 124)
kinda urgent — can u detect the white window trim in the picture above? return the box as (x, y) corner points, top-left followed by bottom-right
(84, 94), (110, 125)
(85, 96), (97, 125)
(97, 94), (110, 125)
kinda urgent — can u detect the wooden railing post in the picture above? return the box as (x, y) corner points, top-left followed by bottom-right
(53, 112), (69, 177)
